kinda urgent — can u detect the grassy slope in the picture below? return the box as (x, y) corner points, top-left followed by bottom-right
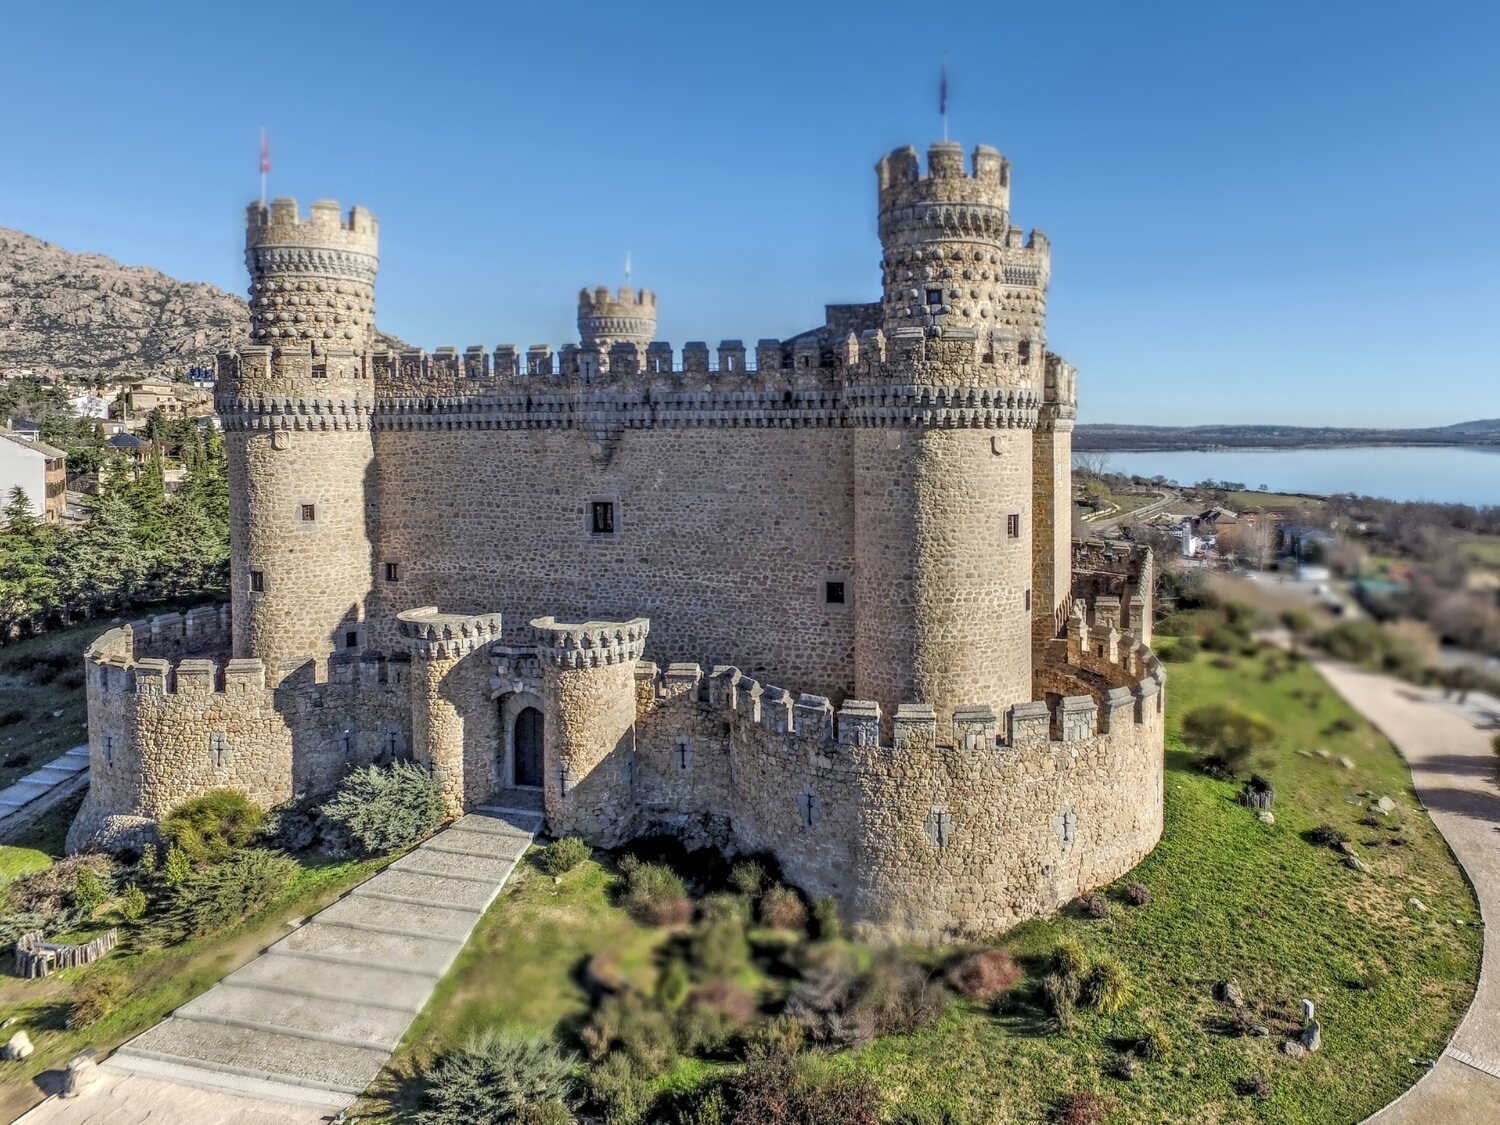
(361, 641), (1480, 1124)
(0, 795), (386, 1121)
(0, 620), (100, 790)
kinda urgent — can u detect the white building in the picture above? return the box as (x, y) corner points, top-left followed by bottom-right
(0, 430), (67, 521)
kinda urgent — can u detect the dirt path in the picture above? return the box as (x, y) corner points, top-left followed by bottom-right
(1310, 659), (1500, 1123)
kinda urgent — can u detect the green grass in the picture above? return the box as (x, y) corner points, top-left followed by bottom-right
(1224, 490), (1327, 511)
(1462, 534), (1500, 571)
(362, 642), (1480, 1124)
(0, 799), (388, 1121)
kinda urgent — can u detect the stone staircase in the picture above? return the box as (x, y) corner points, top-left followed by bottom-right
(103, 802), (543, 1111)
(0, 746), (89, 841)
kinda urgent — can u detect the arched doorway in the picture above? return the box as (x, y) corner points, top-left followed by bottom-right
(513, 706), (543, 789)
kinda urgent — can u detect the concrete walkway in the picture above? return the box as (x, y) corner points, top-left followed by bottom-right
(1309, 660), (1500, 1124)
(0, 746), (89, 842)
(37, 803), (543, 1120)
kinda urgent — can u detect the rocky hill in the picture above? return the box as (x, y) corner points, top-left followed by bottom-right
(0, 227), (404, 378)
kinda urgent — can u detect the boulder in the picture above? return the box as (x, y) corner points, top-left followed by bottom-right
(2, 1031), (33, 1061)
(1338, 756), (1355, 769)
(1409, 897), (1427, 913)
(1344, 854), (1368, 872)
(1257, 811), (1275, 825)
(1215, 979), (1246, 1008)
(62, 1050), (99, 1097)
(1282, 1040), (1307, 1060)
(1375, 796), (1396, 815)
(1301, 1021), (1322, 1052)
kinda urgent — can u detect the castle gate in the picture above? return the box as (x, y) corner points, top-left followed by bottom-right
(512, 706), (544, 788)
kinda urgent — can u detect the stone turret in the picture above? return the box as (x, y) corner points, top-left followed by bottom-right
(578, 286), (657, 352)
(245, 198), (379, 347)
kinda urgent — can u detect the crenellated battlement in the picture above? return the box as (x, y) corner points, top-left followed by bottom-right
(531, 616), (650, 669)
(246, 198), (378, 254)
(246, 198), (378, 347)
(396, 607), (504, 661)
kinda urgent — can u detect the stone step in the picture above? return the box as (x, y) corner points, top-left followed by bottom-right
(453, 811), (540, 838)
(43, 752), (90, 773)
(391, 848), (515, 884)
(102, 1050), (355, 1112)
(273, 920), (463, 977)
(0, 780), (54, 805)
(422, 827), (531, 862)
(352, 868), (500, 912)
(116, 1016), (388, 1096)
(63, 744), (91, 758)
(314, 892), (489, 943)
(223, 950), (434, 1012)
(176, 981), (414, 1052)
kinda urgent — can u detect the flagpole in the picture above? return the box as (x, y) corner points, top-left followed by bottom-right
(941, 54), (950, 142)
(259, 127), (268, 206)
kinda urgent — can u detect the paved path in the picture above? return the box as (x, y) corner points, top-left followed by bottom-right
(0, 746), (89, 842)
(1309, 660), (1500, 1124)
(50, 803), (542, 1120)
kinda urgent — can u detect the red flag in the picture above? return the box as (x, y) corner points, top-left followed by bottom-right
(259, 129), (270, 175)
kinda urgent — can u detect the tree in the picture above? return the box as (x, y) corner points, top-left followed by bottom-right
(0, 487), (60, 637)
(1280, 609), (1314, 656)
(1182, 703), (1276, 775)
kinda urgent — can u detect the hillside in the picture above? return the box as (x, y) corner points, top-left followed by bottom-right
(1076, 420), (1500, 451)
(0, 227), (404, 377)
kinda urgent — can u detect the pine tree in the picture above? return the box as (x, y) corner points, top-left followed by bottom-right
(0, 487), (60, 636)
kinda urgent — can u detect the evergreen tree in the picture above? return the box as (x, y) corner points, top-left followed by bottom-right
(0, 487), (60, 636)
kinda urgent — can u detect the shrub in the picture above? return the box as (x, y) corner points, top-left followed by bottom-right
(1161, 635), (1200, 662)
(414, 1029), (576, 1125)
(318, 762), (445, 856)
(729, 859), (767, 897)
(1307, 824), (1349, 849)
(789, 951), (948, 1048)
(138, 844), (158, 876)
(889, 1107), (968, 1125)
(1182, 702), (1275, 774)
(261, 792), (324, 853)
(119, 883), (148, 922)
(1122, 882), (1152, 907)
(583, 1051), (651, 1124)
(7, 853), (116, 920)
(677, 980), (756, 1056)
(1082, 956), (1132, 1016)
(1052, 1092), (1108, 1125)
(1138, 1023), (1173, 1061)
(946, 949), (1024, 1002)
(71, 867), (108, 918)
(1042, 972), (1080, 1030)
(811, 898), (842, 942)
(742, 1013), (805, 1060)
(715, 1055), (881, 1125)
(655, 957), (692, 1011)
(759, 884), (809, 932)
(1051, 936), (1087, 980)
(161, 790), (264, 861)
(582, 990), (677, 1075)
(1202, 624), (1240, 653)
(689, 896), (750, 977)
(617, 855), (692, 926)
(66, 974), (126, 1029)
(539, 835), (591, 876)
(1080, 894), (1110, 919)
(1236, 1074), (1272, 1099)
(513, 1102), (575, 1125)
(162, 846), (192, 888)
(150, 849), (297, 943)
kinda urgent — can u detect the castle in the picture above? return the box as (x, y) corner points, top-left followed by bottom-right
(70, 141), (1165, 941)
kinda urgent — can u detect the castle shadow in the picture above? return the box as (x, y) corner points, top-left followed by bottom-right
(1411, 785), (1500, 828)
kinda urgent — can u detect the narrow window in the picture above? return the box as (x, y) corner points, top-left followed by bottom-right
(1025, 588), (1033, 612)
(591, 500), (616, 536)
(345, 630), (359, 649)
(250, 570), (265, 593)
(925, 288), (943, 306)
(824, 581), (846, 605)
(1006, 513), (1021, 539)
(300, 503), (316, 522)
(1018, 339), (1032, 364)
(384, 561), (400, 583)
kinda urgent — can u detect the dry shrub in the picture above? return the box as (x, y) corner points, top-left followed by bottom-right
(1052, 1092), (1108, 1125)
(1122, 882), (1152, 907)
(618, 854), (693, 926)
(6, 854), (116, 918)
(66, 974), (126, 1029)
(759, 884), (809, 931)
(946, 949), (1024, 1002)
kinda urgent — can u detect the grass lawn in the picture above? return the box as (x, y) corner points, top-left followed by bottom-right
(1462, 534), (1500, 572)
(362, 640), (1480, 1124)
(0, 794), (388, 1121)
(1225, 491), (1327, 511)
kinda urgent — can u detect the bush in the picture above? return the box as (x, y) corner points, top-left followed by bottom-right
(119, 883), (148, 922)
(149, 849), (297, 943)
(946, 949), (1024, 1002)
(729, 859), (767, 897)
(160, 790), (264, 862)
(1182, 702), (1275, 774)
(1161, 636), (1200, 662)
(319, 762), (445, 856)
(1082, 956), (1132, 1016)
(713, 1054), (881, 1125)
(540, 836), (591, 877)
(677, 980), (756, 1056)
(1307, 823), (1349, 849)
(6, 854), (116, 921)
(1138, 1023), (1173, 1061)
(1051, 936), (1087, 981)
(789, 951), (948, 1048)
(1122, 882), (1152, 907)
(655, 957), (692, 1011)
(71, 867), (108, 918)
(261, 792), (324, 853)
(66, 974), (125, 1029)
(582, 990), (678, 1075)
(617, 855), (692, 926)
(759, 884), (808, 932)
(414, 1029), (576, 1125)
(1202, 624), (1240, 653)
(1052, 1092), (1108, 1125)
(162, 846), (192, 888)
(811, 898), (842, 942)
(689, 896), (750, 977)
(513, 1102), (575, 1125)
(1080, 894), (1110, 919)
(583, 1051), (651, 1124)
(1042, 972), (1080, 1030)
(742, 1013), (805, 1060)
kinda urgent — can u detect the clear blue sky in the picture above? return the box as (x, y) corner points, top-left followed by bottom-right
(2, 0), (1495, 426)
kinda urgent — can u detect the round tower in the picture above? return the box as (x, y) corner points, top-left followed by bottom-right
(219, 198), (379, 668)
(245, 198), (379, 347)
(577, 286), (657, 350)
(854, 143), (1043, 728)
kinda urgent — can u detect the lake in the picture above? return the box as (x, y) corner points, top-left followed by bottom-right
(1086, 445), (1500, 507)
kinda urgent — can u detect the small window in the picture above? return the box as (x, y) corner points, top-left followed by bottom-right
(345, 630), (359, 649)
(300, 503), (316, 522)
(925, 288), (943, 306)
(250, 570), (265, 593)
(1006, 513), (1021, 539)
(825, 581), (846, 605)
(384, 561), (400, 583)
(591, 500), (616, 536)
(1025, 588), (1033, 612)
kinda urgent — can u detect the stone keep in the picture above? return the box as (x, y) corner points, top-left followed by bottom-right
(72, 141), (1166, 942)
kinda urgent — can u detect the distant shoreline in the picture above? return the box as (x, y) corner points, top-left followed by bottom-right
(1076, 437), (1500, 454)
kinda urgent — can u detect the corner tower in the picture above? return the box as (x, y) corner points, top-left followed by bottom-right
(218, 199), (379, 668)
(577, 286), (657, 351)
(853, 143), (1047, 727)
(245, 198), (379, 347)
